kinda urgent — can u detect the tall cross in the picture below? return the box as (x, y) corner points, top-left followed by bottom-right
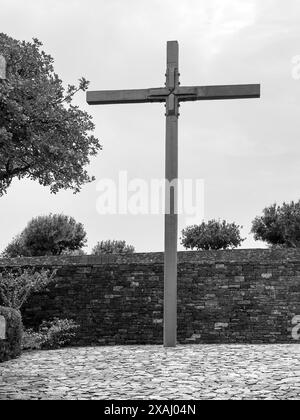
(87, 41), (260, 347)
(0, 55), (6, 80)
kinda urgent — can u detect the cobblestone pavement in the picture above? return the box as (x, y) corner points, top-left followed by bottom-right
(0, 344), (299, 400)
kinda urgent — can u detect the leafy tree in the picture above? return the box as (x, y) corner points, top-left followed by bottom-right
(92, 240), (135, 255)
(1, 234), (30, 258)
(3, 214), (87, 257)
(181, 220), (245, 251)
(0, 33), (101, 196)
(251, 200), (300, 248)
(0, 268), (56, 309)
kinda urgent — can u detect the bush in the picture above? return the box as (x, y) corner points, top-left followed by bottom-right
(2, 214), (87, 257)
(251, 201), (300, 248)
(181, 220), (245, 251)
(60, 249), (87, 256)
(0, 268), (56, 310)
(0, 306), (22, 362)
(22, 318), (79, 351)
(92, 240), (135, 255)
(22, 329), (44, 351)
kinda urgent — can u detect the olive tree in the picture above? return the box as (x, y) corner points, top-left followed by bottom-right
(181, 220), (245, 251)
(3, 214), (87, 257)
(0, 33), (101, 196)
(251, 201), (300, 248)
(92, 240), (135, 255)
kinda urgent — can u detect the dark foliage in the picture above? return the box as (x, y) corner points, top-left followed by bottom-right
(0, 33), (101, 196)
(251, 201), (300, 248)
(181, 220), (244, 251)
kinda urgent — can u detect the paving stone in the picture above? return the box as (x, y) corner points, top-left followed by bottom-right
(0, 344), (299, 400)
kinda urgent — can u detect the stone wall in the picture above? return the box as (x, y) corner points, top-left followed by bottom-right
(1, 249), (300, 345)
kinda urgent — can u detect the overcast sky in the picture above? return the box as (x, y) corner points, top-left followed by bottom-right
(0, 0), (300, 253)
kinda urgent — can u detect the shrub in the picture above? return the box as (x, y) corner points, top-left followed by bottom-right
(22, 319), (79, 351)
(2, 214), (87, 257)
(60, 249), (87, 256)
(251, 201), (300, 248)
(0, 268), (56, 310)
(0, 306), (22, 362)
(181, 220), (245, 251)
(40, 318), (79, 349)
(22, 329), (44, 351)
(92, 240), (135, 255)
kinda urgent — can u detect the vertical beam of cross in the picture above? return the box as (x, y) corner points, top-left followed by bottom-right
(164, 41), (179, 347)
(0, 55), (6, 80)
(86, 41), (260, 348)
(0, 316), (6, 340)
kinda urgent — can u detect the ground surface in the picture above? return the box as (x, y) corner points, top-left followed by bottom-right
(0, 344), (299, 400)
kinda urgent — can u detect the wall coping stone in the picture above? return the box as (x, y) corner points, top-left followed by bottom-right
(1, 248), (300, 267)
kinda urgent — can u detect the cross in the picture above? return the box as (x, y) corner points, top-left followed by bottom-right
(0, 55), (6, 80)
(87, 41), (260, 347)
(0, 315), (6, 340)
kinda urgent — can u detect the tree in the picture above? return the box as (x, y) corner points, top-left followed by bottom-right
(92, 240), (135, 255)
(0, 268), (56, 310)
(3, 214), (87, 257)
(0, 33), (101, 196)
(2, 234), (30, 258)
(251, 201), (300, 248)
(181, 220), (245, 251)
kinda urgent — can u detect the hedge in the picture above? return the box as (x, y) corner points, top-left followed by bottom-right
(0, 306), (22, 363)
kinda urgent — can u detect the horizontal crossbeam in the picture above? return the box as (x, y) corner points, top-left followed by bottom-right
(87, 88), (170, 105)
(175, 84), (260, 101)
(87, 84), (260, 106)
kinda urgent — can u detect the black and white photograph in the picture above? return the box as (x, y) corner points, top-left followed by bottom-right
(0, 0), (299, 405)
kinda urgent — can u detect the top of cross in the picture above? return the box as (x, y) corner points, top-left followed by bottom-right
(87, 41), (260, 118)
